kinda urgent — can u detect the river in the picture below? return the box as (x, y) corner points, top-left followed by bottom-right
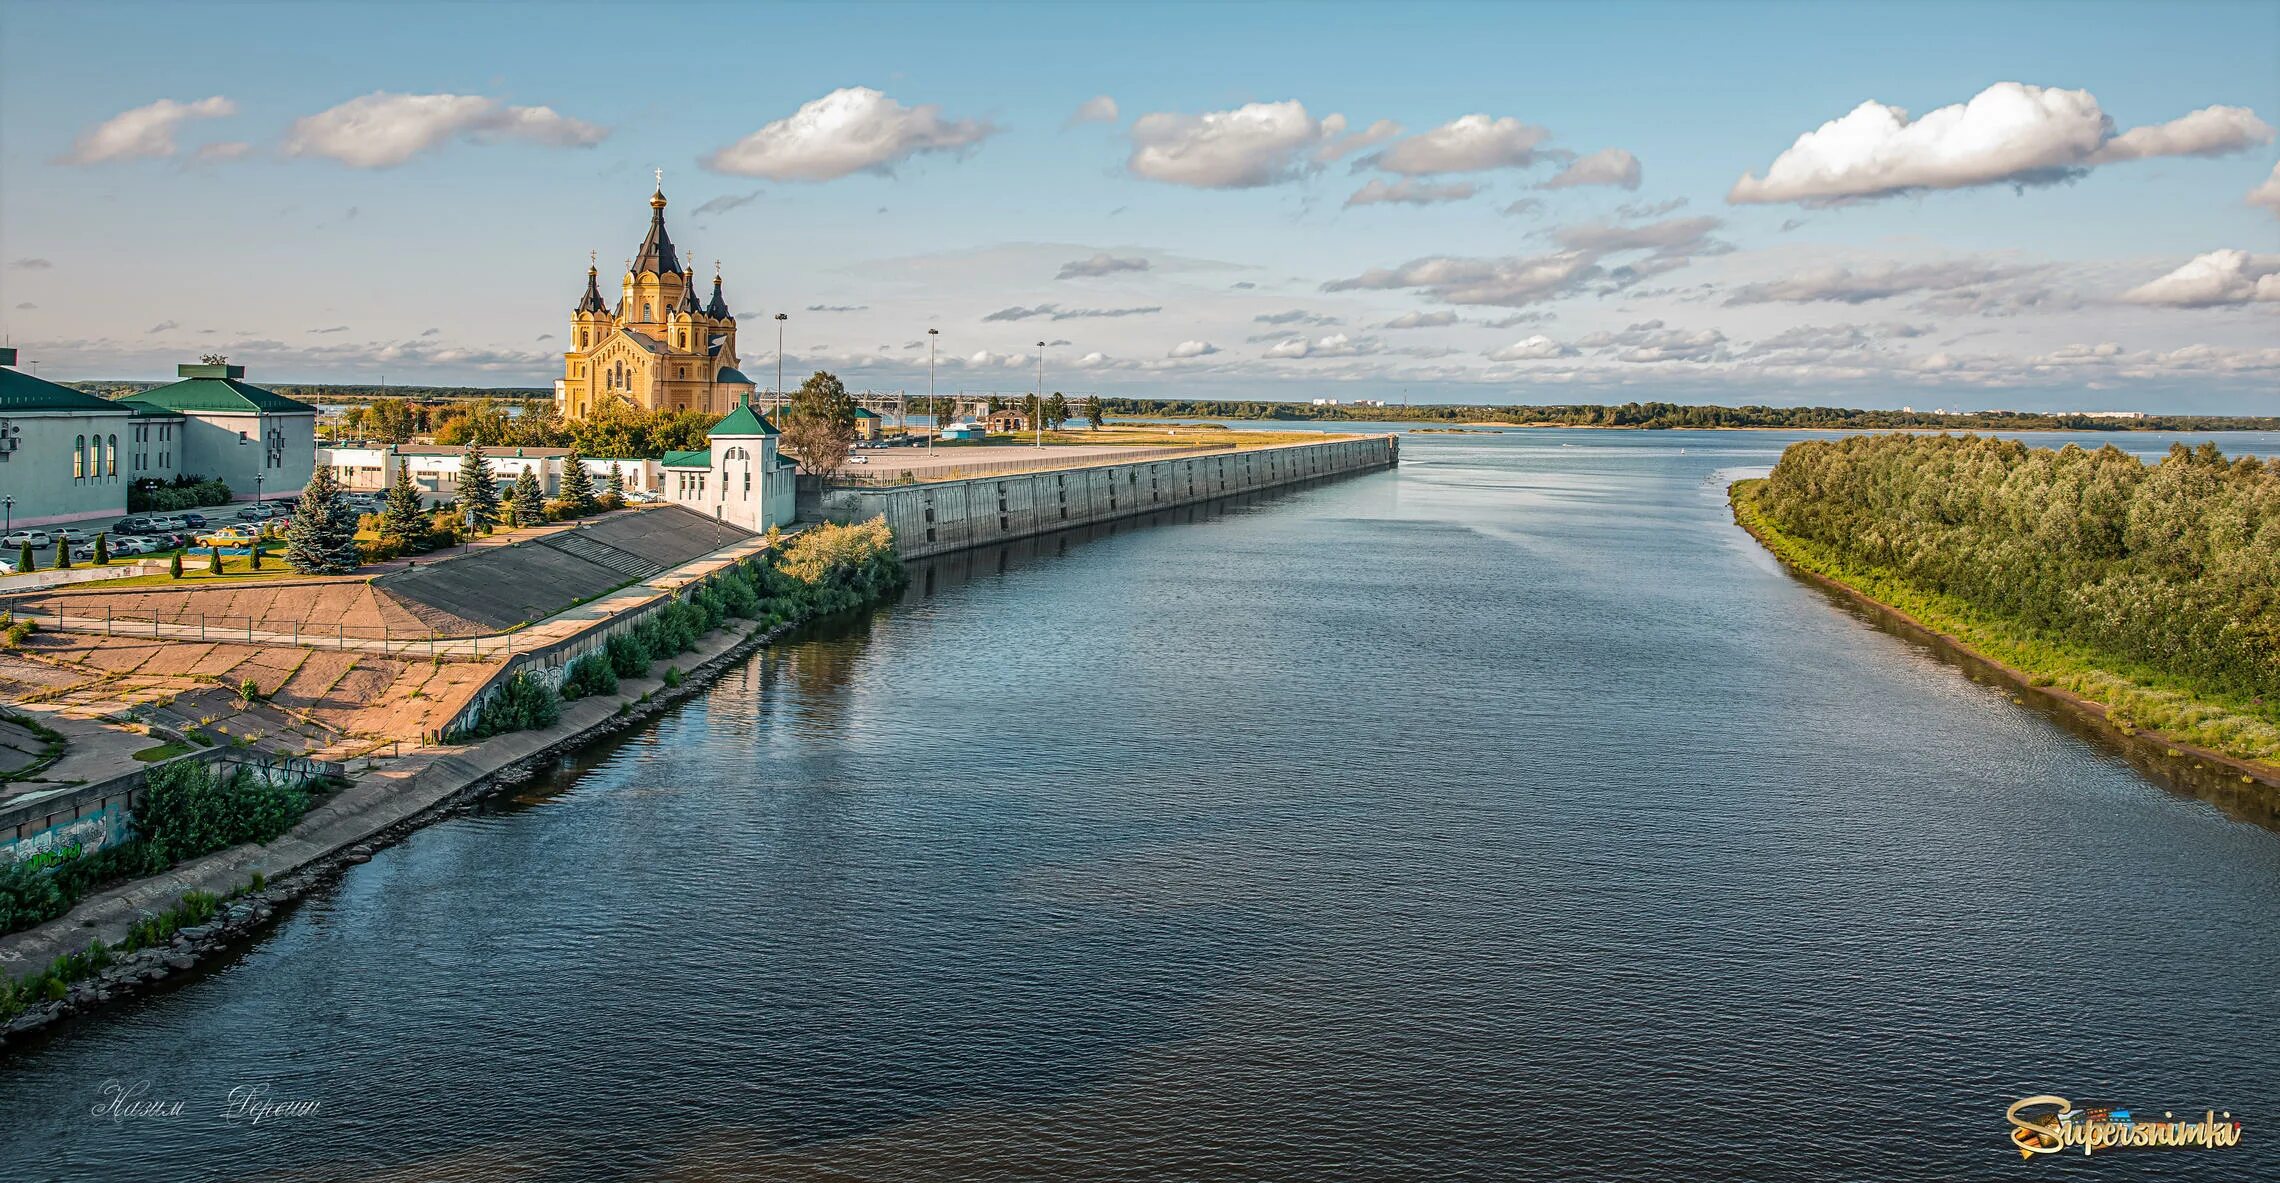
(5, 427), (2278, 1181)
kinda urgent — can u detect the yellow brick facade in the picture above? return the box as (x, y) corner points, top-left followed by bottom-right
(556, 186), (756, 421)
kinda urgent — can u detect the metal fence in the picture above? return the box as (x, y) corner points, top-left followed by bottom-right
(828, 443), (1238, 486)
(4, 605), (513, 660)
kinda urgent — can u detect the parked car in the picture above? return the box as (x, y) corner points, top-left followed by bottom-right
(0, 557), (17, 575)
(53, 528), (96, 544)
(117, 516), (155, 533)
(180, 512), (209, 528)
(68, 543), (101, 563)
(3, 530), (53, 549)
(145, 516), (188, 532)
(152, 532), (195, 551)
(113, 536), (158, 557)
(196, 526), (260, 548)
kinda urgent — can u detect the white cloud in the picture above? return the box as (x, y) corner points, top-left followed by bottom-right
(283, 92), (605, 168)
(1255, 309), (1340, 326)
(1359, 114), (1556, 175)
(1487, 335), (1577, 361)
(1264, 332), (1377, 359)
(2248, 161), (2280, 218)
(1327, 215), (1724, 309)
(1723, 259), (2030, 305)
(1730, 83), (2275, 204)
(1539, 148), (1641, 190)
(1577, 320), (1728, 363)
(2120, 249), (2280, 307)
(981, 303), (1161, 322)
(1380, 311), (1460, 330)
(59, 96), (237, 164)
(1501, 198), (1545, 218)
(1344, 178), (1478, 207)
(2089, 106), (2274, 162)
(703, 87), (994, 180)
(1315, 118), (1404, 163)
(1128, 101), (1371, 188)
(1167, 340), (1220, 358)
(1056, 252), (1149, 279)
(1067, 95), (1119, 127)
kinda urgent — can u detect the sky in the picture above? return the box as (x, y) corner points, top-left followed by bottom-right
(1, 0), (2276, 412)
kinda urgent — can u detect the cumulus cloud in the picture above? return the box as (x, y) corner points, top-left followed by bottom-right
(1487, 335), (1577, 361)
(1539, 148), (1642, 190)
(1057, 252), (1150, 279)
(2120, 249), (2280, 307)
(1167, 340), (1220, 358)
(1483, 311), (1556, 328)
(1067, 95), (1119, 127)
(1345, 178), (1478, 207)
(1326, 215), (1724, 308)
(1730, 83), (2275, 204)
(1359, 114), (1557, 175)
(1379, 311), (1460, 330)
(1255, 309), (1341, 326)
(59, 96), (237, 164)
(981, 303), (1161, 321)
(10, 258), (52, 270)
(703, 87), (994, 180)
(1127, 100), (1357, 188)
(1577, 320), (1728, 363)
(1264, 332), (1376, 359)
(283, 92), (606, 167)
(1744, 322), (1932, 355)
(2249, 161), (2280, 218)
(1316, 118), (1404, 163)
(1553, 215), (1725, 256)
(1723, 259), (2029, 305)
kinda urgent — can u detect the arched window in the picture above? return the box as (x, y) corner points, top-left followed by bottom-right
(74, 435), (86, 479)
(643, 302), (652, 320)
(107, 434), (118, 477)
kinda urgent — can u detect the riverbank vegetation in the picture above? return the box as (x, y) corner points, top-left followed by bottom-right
(1735, 434), (2280, 767)
(0, 875), (270, 1024)
(1103, 398), (2279, 433)
(457, 517), (905, 740)
(0, 759), (314, 938)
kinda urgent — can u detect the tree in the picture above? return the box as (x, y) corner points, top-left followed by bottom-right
(781, 370), (858, 475)
(559, 448), (600, 515)
(17, 542), (33, 572)
(382, 462), (426, 545)
(92, 534), (109, 565)
(170, 552), (184, 579)
(54, 537), (69, 570)
(605, 461), (626, 497)
(1083, 395), (1104, 430)
(458, 443), (500, 532)
(1022, 392), (1041, 426)
(284, 464), (360, 574)
(1045, 391), (1070, 430)
(207, 546), (222, 575)
(199, 354), (229, 365)
(511, 467), (545, 526)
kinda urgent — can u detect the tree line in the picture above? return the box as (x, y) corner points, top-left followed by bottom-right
(1751, 433), (2280, 714)
(1093, 398), (2280, 432)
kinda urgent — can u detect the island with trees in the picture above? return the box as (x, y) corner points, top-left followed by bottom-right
(1732, 433), (2280, 777)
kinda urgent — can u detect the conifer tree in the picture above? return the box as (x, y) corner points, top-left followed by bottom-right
(511, 467), (545, 526)
(208, 546), (222, 575)
(382, 462), (426, 545)
(170, 552), (184, 579)
(284, 464), (361, 574)
(458, 442), (500, 532)
(54, 537), (70, 569)
(560, 448), (600, 515)
(605, 461), (626, 498)
(92, 534), (109, 565)
(18, 542), (33, 572)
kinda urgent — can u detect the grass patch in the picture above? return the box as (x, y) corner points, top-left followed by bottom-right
(131, 741), (195, 763)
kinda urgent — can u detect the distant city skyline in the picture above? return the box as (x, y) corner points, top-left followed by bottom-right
(2, 0), (2276, 411)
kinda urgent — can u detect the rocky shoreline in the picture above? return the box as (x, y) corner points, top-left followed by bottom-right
(1, 613), (800, 1050)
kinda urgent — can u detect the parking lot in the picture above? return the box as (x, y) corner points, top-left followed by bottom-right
(0, 493), (350, 569)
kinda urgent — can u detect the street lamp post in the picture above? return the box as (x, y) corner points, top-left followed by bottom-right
(3, 495), (12, 535)
(775, 312), (789, 410)
(927, 328), (939, 449)
(1034, 342), (1045, 449)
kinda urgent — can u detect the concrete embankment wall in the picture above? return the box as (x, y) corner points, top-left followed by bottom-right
(819, 434), (1398, 559)
(1, 749), (343, 865)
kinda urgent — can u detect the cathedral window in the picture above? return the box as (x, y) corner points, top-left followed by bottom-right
(643, 302), (652, 320)
(74, 434), (86, 480)
(107, 434), (118, 478)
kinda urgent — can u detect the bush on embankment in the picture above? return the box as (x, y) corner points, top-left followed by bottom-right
(455, 517), (907, 740)
(0, 878), (264, 1023)
(1737, 433), (2280, 764)
(0, 759), (312, 938)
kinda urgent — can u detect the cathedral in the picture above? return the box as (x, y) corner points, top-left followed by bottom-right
(555, 183), (756, 420)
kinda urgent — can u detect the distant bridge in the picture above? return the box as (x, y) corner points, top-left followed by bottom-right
(751, 389), (1101, 426)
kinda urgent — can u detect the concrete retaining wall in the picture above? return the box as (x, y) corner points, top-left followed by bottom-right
(1, 749), (343, 866)
(818, 434), (1398, 559)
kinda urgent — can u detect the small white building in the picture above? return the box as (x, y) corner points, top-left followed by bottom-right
(118, 362), (317, 505)
(315, 445), (658, 498)
(658, 396), (795, 533)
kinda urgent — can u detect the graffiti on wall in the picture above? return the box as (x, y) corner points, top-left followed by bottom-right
(0, 801), (127, 868)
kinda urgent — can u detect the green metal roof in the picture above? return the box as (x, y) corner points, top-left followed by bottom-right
(122, 376), (317, 415)
(661, 449), (712, 468)
(715, 366), (753, 385)
(708, 399), (778, 437)
(0, 366), (131, 414)
(851, 406), (878, 419)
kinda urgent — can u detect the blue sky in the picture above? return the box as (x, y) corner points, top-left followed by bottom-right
(2, 0), (2276, 410)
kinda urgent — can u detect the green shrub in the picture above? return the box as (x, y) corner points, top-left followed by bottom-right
(560, 653), (618, 700)
(662, 666), (683, 688)
(466, 670), (560, 738)
(604, 631), (650, 679)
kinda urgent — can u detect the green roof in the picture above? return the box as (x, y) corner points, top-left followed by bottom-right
(661, 449), (712, 468)
(716, 366), (753, 385)
(0, 366), (129, 415)
(851, 406), (878, 419)
(122, 376), (317, 415)
(708, 400), (778, 437)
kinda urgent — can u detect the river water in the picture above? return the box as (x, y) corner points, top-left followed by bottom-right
(5, 428), (2278, 1182)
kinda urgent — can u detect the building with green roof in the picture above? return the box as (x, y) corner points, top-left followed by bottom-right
(117, 363), (316, 510)
(0, 346), (183, 528)
(655, 394), (794, 533)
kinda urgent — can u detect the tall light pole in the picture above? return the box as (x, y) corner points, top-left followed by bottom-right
(3, 495), (13, 535)
(1034, 341), (1045, 449)
(927, 328), (939, 449)
(774, 312), (789, 410)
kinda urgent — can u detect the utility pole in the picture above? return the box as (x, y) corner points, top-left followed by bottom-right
(927, 328), (939, 449)
(1034, 342), (1045, 449)
(775, 312), (789, 409)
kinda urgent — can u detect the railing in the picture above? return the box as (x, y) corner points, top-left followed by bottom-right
(2, 605), (514, 659)
(828, 443), (1239, 486)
